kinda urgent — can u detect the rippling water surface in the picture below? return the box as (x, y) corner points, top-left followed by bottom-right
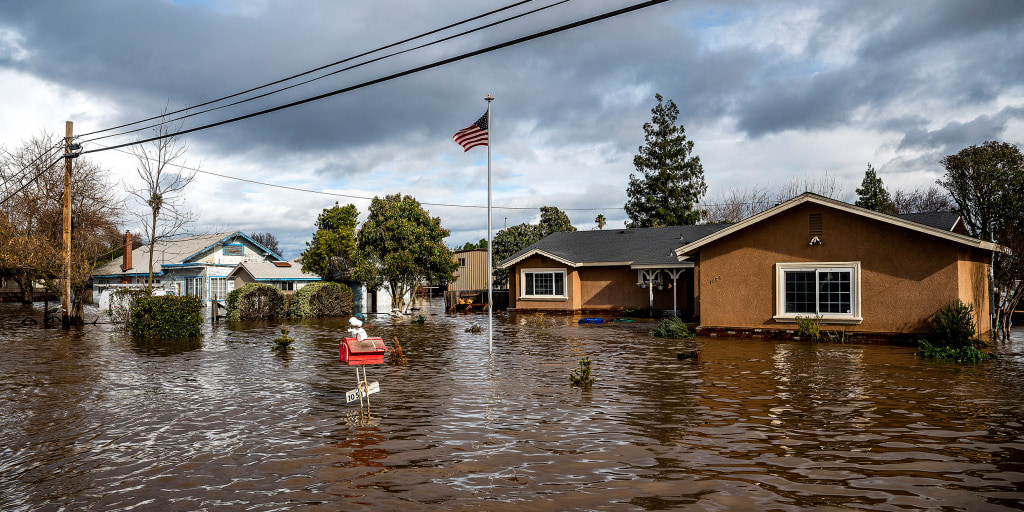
(2, 300), (1023, 511)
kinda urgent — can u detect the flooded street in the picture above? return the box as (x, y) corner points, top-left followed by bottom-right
(2, 300), (1023, 511)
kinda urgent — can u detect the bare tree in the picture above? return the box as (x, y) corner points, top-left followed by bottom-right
(702, 172), (845, 223)
(126, 108), (198, 293)
(891, 185), (953, 214)
(0, 132), (122, 321)
(249, 231), (281, 257)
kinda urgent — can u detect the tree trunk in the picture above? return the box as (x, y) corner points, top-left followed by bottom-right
(16, 272), (34, 304)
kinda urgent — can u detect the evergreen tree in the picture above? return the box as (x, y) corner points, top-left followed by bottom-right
(625, 94), (706, 227)
(854, 164), (895, 214)
(299, 203), (359, 281)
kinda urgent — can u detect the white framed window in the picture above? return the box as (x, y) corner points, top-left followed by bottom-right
(185, 277), (205, 300)
(520, 268), (566, 299)
(774, 262), (861, 324)
(210, 277), (226, 301)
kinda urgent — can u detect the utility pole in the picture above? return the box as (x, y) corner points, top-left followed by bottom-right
(61, 121), (73, 329)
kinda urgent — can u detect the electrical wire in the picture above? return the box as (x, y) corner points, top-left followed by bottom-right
(80, 0), (671, 157)
(0, 154), (68, 207)
(90, 140), (623, 211)
(78, 0), (571, 146)
(76, 0), (539, 139)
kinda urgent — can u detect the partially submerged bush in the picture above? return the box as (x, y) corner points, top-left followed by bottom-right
(226, 283), (286, 321)
(128, 295), (203, 339)
(916, 339), (996, 362)
(654, 316), (694, 338)
(273, 327), (294, 351)
(570, 356), (595, 388)
(110, 288), (147, 326)
(288, 282), (354, 319)
(795, 315), (821, 341)
(931, 299), (975, 348)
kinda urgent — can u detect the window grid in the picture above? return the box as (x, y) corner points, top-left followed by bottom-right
(784, 269), (852, 315)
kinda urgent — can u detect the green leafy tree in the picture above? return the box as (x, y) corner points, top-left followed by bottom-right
(300, 202), (359, 281)
(539, 206), (576, 236)
(460, 238), (488, 250)
(354, 194), (458, 312)
(938, 141), (1024, 336)
(625, 94), (706, 227)
(854, 164), (895, 214)
(595, 214), (607, 230)
(491, 223), (543, 287)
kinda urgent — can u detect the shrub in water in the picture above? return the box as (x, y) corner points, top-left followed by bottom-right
(127, 295), (203, 339)
(795, 315), (822, 341)
(570, 356), (595, 388)
(931, 300), (975, 348)
(226, 283), (286, 321)
(273, 327), (294, 351)
(654, 316), (694, 338)
(288, 282), (354, 319)
(916, 339), (996, 362)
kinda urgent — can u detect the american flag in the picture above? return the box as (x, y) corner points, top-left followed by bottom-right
(453, 111), (489, 152)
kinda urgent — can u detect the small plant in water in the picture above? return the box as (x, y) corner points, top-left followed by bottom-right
(794, 315), (821, 341)
(412, 315), (426, 324)
(916, 339), (997, 363)
(570, 356), (595, 388)
(654, 316), (694, 338)
(389, 336), (408, 366)
(465, 324), (482, 333)
(825, 326), (851, 343)
(272, 327), (294, 351)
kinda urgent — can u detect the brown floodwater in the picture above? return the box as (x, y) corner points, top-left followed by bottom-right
(2, 300), (1023, 511)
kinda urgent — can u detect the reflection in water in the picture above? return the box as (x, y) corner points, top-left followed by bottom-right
(1, 300), (1023, 511)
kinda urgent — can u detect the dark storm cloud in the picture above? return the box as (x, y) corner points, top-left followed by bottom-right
(899, 106), (1024, 153)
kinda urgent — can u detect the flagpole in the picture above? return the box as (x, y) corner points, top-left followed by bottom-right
(485, 94), (494, 354)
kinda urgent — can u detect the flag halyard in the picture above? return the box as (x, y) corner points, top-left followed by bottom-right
(453, 111), (489, 152)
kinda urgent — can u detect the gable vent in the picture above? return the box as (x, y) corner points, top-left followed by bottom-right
(809, 213), (822, 236)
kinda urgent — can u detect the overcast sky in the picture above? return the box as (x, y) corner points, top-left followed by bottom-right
(2, 0), (1022, 258)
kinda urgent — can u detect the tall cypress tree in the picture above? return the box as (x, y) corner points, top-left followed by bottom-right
(625, 94), (706, 227)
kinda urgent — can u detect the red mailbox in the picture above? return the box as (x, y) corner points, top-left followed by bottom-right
(338, 337), (388, 365)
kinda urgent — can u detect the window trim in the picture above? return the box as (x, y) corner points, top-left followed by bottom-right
(519, 268), (567, 300)
(774, 261), (862, 325)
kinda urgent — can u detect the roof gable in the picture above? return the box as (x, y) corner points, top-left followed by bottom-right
(675, 193), (999, 258)
(94, 231), (285, 277)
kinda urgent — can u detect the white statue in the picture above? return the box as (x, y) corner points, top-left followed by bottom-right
(347, 313), (367, 342)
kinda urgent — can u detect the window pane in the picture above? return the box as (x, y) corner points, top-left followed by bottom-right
(818, 271), (851, 314)
(554, 272), (564, 296)
(535, 273), (554, 295)
(524, 273), (534, 295)
(785, 271), (816, 313)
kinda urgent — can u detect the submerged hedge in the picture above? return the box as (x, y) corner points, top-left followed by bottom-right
(128, 295), (203, 339)
(226, 283), (286, 321)
(289, 282), (354, 318)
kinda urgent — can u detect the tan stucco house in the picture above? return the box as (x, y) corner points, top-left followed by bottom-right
(499, 193), (1000, 339)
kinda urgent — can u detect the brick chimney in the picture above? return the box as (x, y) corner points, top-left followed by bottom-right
(121, 231), (133, 271)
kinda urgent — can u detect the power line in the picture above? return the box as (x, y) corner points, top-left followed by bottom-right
(93, 141), (624, 211)
(0, 153), (67, 207)
(76, 0), (539, 139)
(78, 0), (571, 146)
(80, 0), (671, 157)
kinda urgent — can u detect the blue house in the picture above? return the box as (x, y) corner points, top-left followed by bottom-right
(92, 231), (284, 311)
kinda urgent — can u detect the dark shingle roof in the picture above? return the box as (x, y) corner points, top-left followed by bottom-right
(895, 211), (960, 231)
(499, 224), (733, 268)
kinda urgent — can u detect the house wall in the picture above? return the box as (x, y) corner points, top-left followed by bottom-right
(509, 255), (689, 313)
(957, 246), (991, 334)
(696, 202), (990, 334)
(508, 255), (576, 311)
(451, 250), (490, 292)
